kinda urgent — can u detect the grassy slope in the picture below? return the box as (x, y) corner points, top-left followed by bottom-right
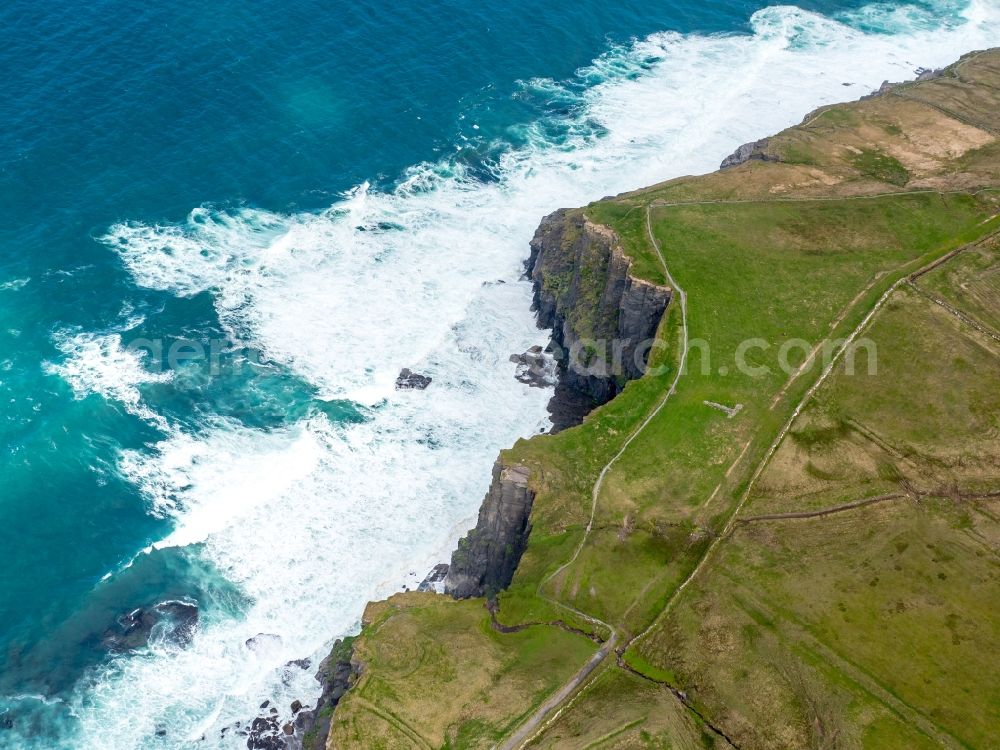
(632, 283), (1000, 749)
(328, 594), (597, 749)
(328, 50), (1000, 750)
(522, 193), (997, 636)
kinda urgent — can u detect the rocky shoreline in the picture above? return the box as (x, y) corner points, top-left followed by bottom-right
(443, 210), (672, 600)
(264, 50), (1000, 747)
(267, 205), (673, 749)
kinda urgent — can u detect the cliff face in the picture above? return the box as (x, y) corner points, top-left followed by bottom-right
(444, 210), (673, 600)
(291, 638), (356, 750)
(444, 462), (534, 599)
(527, 209), (671, 405)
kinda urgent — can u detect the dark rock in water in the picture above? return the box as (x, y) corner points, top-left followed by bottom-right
(155, 726), (167, 737)
(101, 600), (198, 653)
(720, 138), (776, 169)
(395, 368), (432, 390)
(418, 563), (450, 592)
(259, 700), (270, 710)
(1, 716), (13, 730)
(246, 713), (285, 750)
(445, 462), (534, 599)
(157, 601), (199, 646)
(101, 607), (154, 652)
(251, 718), (274, 733)
(279, 659), (312, 686)
(510, 345), (557, 388)
(246, 633), (282, 652)
(290, 700), (302, 714)
(282, 723), (294, 736)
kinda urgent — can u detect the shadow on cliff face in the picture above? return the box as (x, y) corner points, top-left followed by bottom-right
(527, 208), (671, 406)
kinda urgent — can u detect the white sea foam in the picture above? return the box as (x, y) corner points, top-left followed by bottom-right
(45, 331), (172, 430)
(0, 277), (29, 291)
(58, 2), (1000, 748)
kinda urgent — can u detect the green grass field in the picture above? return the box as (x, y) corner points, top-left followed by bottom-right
(329, 594), (598, 749)
(508, 193), (998, 638)
(630, 281), (1000, 749)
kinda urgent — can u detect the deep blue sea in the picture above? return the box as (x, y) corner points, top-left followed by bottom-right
(1, 1), (996, 747)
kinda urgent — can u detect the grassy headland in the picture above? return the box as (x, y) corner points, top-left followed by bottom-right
(324, 50), (1000, 750)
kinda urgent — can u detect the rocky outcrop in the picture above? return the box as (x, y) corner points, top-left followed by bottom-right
(720, 137), (775, 169)
(417, 563), (450, 591)
(395, 368), (432, 390)
(444, 462), (535, 599)
(101, 600), (198, 652)
(527, 209), (671, 409)
(510, 345), (558, 388)
(862, 66), (945, 100)
(237, 638), (356, 750)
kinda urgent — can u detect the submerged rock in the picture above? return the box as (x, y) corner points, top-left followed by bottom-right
(101, 600), (198, 653)
(510, 345), (558, 388)
(246, 633), (282, 652)
(395, 368), (432, 390)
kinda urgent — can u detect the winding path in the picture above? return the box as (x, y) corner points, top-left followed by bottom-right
(497, 192), (1000, 749)
(496, 205), (689, 750)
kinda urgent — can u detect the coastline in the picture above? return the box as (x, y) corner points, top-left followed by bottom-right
(289, 47), (1000, 749)
(257, 194), (676, 750)
(3, 0), (999, 744)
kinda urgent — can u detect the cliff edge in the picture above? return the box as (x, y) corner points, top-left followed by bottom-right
(444, 211), (672, 599)
(528, 209), (671, 406)
(443, 462), (534, 599)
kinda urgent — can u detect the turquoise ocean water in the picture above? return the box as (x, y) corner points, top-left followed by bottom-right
(1, 1), (997, 747)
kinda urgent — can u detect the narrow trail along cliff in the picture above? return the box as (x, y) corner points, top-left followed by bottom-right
(500, 193), (1000, 749)
(497, 204), (690, 750)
